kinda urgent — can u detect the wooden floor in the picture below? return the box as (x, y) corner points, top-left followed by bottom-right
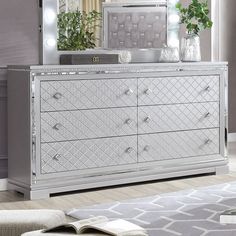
(0, 142), (236, 211)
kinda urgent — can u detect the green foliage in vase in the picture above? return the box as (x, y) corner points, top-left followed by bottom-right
(57, 10), (102, 51)
(176, 0), (213, 35)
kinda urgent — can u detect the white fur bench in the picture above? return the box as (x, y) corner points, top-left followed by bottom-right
(0, 210), (66, 236)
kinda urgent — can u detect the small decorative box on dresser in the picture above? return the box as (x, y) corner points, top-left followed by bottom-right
(7, 62), (228, 199)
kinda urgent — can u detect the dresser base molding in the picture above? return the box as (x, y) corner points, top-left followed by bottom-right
(8, 159), (228, 200)
(228, 133), (236, 142)
(0, 179), (8, 191)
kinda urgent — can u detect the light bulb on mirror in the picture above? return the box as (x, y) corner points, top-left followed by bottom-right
(169, 0), (179, 5)
(45, 38), (56, 48)
(169, 14), (180, 24)
(44, 8), (57, 24)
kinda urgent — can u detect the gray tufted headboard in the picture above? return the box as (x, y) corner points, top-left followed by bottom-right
(103, 2), (170, 49)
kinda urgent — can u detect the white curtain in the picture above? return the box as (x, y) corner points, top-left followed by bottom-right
(82, 0), (101, 13)
(82, 0), (103, 47)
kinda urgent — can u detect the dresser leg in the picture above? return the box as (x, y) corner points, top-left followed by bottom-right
(8, 182), (51, 200)
(27, 190), (51, 200)
(215, 165), (229, 175)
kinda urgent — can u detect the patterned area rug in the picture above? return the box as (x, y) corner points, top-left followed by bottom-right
(67, 182), (236, 236)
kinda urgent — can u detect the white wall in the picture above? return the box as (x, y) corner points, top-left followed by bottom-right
(0, 0), (39, 178)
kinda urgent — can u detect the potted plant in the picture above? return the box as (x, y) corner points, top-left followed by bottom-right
(57, 10), (102, 51)
(176, 0), (212, 61)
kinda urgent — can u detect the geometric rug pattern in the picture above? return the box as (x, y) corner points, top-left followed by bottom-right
(67, 182), (236, 236)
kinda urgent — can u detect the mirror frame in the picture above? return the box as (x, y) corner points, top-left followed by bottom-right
(39, 0), (179, 65)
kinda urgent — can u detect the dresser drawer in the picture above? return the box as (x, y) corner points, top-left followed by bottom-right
(138, 129), (219, 163)
(40, 79), (137, 112)
(40, 136), (137, 174)
(138, 102), (219, 134)
(138, 75), (219, 105)
(41, 107), (137, 142)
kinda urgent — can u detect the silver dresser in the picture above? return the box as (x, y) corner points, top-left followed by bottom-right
(7, 62), (228, 199)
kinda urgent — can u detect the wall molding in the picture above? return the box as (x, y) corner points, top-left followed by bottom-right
(0, 155), (7, 160)
(228, 133), (236, 142)
(0, 80), (7, 100)
(0, 179), (7, 191)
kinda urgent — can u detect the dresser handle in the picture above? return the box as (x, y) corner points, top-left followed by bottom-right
(53, 92), (63, 100)
(144, 145), (151, 152)
(204, 139), (212, 145)
(144, 117), (151, 123)
(125, 89), (134, 96)
(125, 118), (133, 125)
(53, 154), (61, 161)
(204, 86), (210, 92)
(144, 89), (152, 95)
(126, 147), (134, 154)
(204, 112), (211, 118)
(53, 123), (62, 130)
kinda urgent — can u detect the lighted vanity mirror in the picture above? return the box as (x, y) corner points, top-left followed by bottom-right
(39, 0), (180, 64)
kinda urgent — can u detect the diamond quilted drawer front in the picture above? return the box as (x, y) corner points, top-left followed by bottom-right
(41, 136), (137, 174)
(138, 102), (219, 134)
(138, 128), (219, 163)
(41, 107), (137, 142)
(138, 75), (219, 105)
(40, 79), (137, 112)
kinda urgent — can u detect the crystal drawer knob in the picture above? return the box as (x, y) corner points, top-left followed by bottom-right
(204, 139), (212, 145)
(53, 92), (63, 99)
(53, 123), (62, 130)
(126, 147), (134, 154)
(204, 112), (211, 118)
(144, 145), (150, 152)
(144, 89), (152, 95)
(144, 117), (151, 123)
(204, 86), (210, 92)
(53, 154), (61, 161)
(125, 118), (133, 125)
(125, 89), (134, 96)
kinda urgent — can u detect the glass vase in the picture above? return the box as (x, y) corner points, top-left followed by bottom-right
(181, 34), (201, 62)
